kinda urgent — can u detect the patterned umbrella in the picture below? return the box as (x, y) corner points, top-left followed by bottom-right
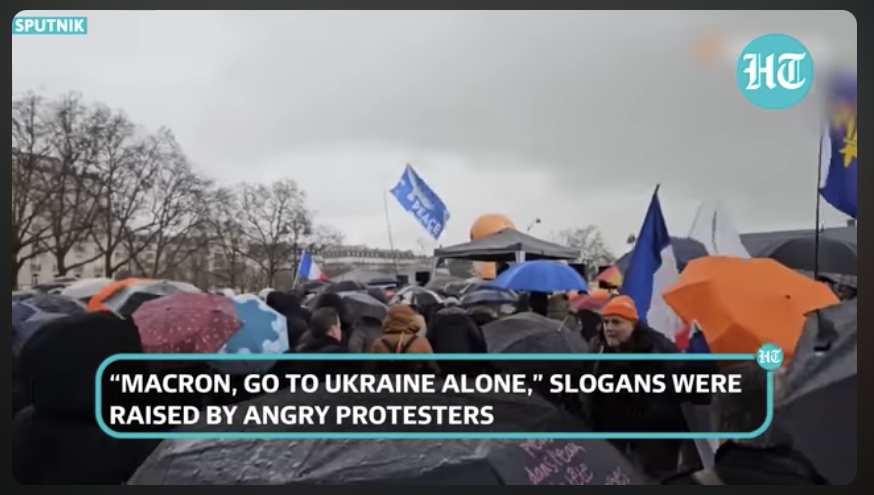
(132, 292), (242, 354)
(100, 280), (202, 317)
(210, 294), (289, 374)
(12, 294), (85, 354)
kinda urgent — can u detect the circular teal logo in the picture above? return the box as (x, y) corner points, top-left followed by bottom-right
(736, 33), (814, 110)
(756, 343), (784, 371)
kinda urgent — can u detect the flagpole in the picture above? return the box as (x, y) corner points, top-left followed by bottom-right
(382, 189), (400, 275)
(813, 77), (833, 280)
(814, 133), (825, 279)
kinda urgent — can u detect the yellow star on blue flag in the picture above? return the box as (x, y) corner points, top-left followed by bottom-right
(821, 73), (857, 218)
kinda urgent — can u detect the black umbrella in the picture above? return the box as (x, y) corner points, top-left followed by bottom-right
(780, 299), (856, 484)
(444, 280), (479, 298)
(12, 291), (35, 303)
(365, 287), (389, 304)
(425, 275), (464, 291)
(128, 378), (646, 485)
(301, 280), (329, 294)
(763, 236), (856, 275)
(390, 286), (444, 308)
(461, 281), (491, 296)
(482, 313), (588, 354)
(366, 276), (398, 287)
(797, 271), (858, 289)
(461, 288), (518, 306)
(323, 281), (368, 294)
(336, 291), (388, 322)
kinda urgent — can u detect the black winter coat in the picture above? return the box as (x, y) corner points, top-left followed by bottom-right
(589, 324), (687, 433)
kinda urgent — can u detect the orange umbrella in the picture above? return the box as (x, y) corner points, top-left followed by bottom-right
(663, 256), (838, 359)
(87, 278), (150, 312)
(589, 289), (611, 300)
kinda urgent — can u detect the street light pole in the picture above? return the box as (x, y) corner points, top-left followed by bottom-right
(526, 218), (542, 233)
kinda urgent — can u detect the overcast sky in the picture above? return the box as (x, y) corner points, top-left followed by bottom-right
(13, 10), (856, 254)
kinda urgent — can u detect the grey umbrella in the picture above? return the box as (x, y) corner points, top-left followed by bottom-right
(11, 294), (86, 353)
(763, 236), (856, 275)
(101, 280), (201, 317)
(482, 313), (588, 354)
(390, 286), (444, 308)
(337, 291), (388, 322)
(780, 299), (856, 484)
(128, 378), (645, 485)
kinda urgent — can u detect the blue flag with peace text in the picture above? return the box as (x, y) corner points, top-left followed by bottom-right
(390, 164), (451, 240)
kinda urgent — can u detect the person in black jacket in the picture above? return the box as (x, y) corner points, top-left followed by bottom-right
(428, 307), (487, 376)
(294, 307), (357, 377)
(299, 293), (355, 348)
(589, 296), (686, 478)
(12, 312), (159, 484)
(663, 363), (827, 484)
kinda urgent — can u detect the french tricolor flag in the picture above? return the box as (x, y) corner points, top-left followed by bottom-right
(620, 187), (686, 343)
(298, 251), (326, 281)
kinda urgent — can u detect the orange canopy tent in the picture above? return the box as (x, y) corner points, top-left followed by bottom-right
(663, 256), (838, 359)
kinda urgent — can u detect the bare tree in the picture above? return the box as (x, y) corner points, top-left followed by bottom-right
(163, 238), (213, 289)
(40, 93), (107, 276)
(88, 109), (163, 277)
(122, 135), (213, 279)
(11, 93), (54, 289)
(551, 226), (615, 269)
(235, 179), (309, 287)
(306, 224), (344, 255)
(206, 188), (252, 290)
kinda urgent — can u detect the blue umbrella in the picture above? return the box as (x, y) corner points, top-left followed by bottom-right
(11, 294), (85, 354)
(210, 294), (289, 374)
(489, 261), (589, 293)
(460, 288), (518, 306)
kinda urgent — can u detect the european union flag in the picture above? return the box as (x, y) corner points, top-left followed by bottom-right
(390, 164), (450, 240)
(820, 72), (857, 218)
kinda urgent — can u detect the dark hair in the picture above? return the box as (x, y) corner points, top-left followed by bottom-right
(529, 292), (549, 316)
(310, 307), (341, 338)
(577, 309), (603, 342)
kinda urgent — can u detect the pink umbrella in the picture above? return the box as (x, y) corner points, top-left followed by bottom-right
(132, 292), (241, 354)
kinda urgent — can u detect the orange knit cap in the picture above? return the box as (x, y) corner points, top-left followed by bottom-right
(602, 295), (639, 322)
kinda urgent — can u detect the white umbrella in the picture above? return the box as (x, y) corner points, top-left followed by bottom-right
(60, 277), (114, 302)
(101, 280), (202, 317)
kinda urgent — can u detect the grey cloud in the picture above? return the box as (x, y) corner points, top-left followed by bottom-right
(13, 11), (855, 251)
